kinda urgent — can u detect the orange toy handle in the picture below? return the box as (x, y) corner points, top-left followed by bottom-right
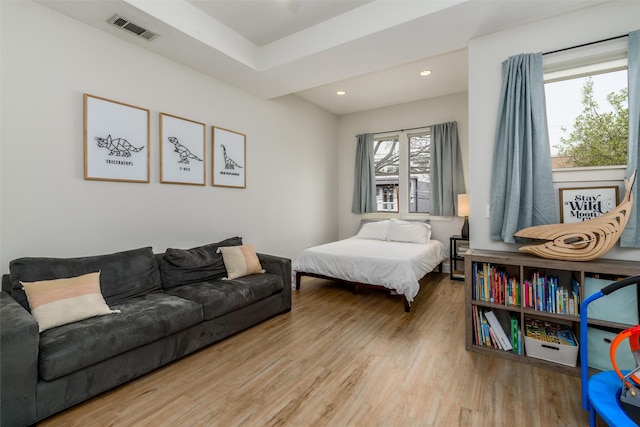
(611, 324), (640, 387)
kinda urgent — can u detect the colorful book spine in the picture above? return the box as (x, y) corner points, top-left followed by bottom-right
(472, 262), (520, 307)
(510, 314), (520, 354)
(522, 271), (579, 315)
(484, 311), (512, 351)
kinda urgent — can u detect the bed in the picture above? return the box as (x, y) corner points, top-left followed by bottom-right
(293, 219), (447, 312)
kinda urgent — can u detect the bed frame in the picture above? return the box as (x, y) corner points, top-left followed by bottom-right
(295, 262), (443, 313)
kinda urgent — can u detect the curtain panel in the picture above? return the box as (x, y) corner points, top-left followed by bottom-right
(430, 121), (466, 216)
(489, 53), (556, 243)
(621, 29), (640, 248)
(351, 133), (376, 214)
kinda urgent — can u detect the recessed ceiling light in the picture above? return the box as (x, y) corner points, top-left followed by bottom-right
(419, 70), (432, 77)
(336, 90), (347, 96)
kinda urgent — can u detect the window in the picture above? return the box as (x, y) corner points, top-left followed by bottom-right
(544, 42), (629, 170)
(408, 132), (431, 213)
(373, 129), (431, 214)
(373, 136), (399, 212)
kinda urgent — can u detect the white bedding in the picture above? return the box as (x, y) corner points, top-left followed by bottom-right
(292, 237), (447, 303)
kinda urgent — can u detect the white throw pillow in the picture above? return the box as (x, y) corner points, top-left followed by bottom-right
(355, 220), (390, 240)
(387, 219), (431, 244)
(21, 272), (120, 333)
(217, 244), (265, 279)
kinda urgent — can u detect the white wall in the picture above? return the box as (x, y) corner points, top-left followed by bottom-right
(337, 92), (469, 247)
(0, 1), (339, 270)
(468, 1), (640, 261)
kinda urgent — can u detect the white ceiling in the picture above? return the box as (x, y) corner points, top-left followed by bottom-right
(37, 0), (609, 115)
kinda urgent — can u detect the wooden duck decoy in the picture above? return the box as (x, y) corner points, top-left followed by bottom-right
(514, 170), (636, 261)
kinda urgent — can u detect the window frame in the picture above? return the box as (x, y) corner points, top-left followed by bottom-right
(543, 36), (629, 185)
(407, 130), (431, 214)
(372, 134), (400, 213)
(369, 127), (432, 218)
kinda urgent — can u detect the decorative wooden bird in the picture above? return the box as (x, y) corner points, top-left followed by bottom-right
(513, 170), (636, 261)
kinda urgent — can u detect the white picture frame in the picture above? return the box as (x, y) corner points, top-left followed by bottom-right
(84, 94), (150, 183)
(160, 113), (206, 186)
(212, 126), (246, 188)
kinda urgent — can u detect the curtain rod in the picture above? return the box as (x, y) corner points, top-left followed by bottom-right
(543, 34), (628, 56)
(356, 125), (430, 138)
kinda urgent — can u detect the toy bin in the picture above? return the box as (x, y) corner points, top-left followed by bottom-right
(524, 318), (579, 367)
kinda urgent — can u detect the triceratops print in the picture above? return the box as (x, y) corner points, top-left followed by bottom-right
(95, 135), (143, 157)
(168, 137), (203, 164)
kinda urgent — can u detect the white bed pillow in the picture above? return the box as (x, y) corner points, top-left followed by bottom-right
(387, 219), (431, 244)
(356, 220), (390, 240)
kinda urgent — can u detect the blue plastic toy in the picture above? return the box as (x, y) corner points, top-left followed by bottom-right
(580, 274), (640, 426)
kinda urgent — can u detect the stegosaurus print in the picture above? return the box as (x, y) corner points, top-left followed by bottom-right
(95, 135), (143, 157)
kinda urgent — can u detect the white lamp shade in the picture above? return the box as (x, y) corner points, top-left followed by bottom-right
(457, 194), (469, 217)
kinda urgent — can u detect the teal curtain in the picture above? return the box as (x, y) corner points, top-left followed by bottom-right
(430, 122), (466, 216)
(621, 29), (640, 248)
(352, 133), (376, 213)
(490, 53), (556, 243)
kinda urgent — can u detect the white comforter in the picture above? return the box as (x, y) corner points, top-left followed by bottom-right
(292, 237), (447, 302)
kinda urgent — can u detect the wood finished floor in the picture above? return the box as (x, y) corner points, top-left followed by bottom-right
(40, 274), (591, 427)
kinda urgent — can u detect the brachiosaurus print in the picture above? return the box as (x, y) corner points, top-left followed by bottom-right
(167, 137), (203, 164)
(95, 135), (143, 157)
(220, 144), (243, 170)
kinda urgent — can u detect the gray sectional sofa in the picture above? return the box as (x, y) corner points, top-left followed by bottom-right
(0, 237), (291, 427)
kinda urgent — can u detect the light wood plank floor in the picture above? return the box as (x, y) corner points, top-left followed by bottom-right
(40, 274), (592, 427)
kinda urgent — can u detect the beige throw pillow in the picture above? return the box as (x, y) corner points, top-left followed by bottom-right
(217, 244), (265, 279)
(21, 271), (120, 332)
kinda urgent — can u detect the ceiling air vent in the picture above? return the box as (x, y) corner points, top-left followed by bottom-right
(108, 14), (158, 41)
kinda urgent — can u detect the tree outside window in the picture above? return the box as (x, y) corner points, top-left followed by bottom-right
(545, 68), (628, 168)
(408, 133), (430, 213)
(373, 137), (399, 212)
(373, 131), (431, 213)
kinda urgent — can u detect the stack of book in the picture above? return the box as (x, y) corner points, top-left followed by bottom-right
(522, 272), (580, 315)
(472, 306), (522, 354)
(472, 262), (520, 306)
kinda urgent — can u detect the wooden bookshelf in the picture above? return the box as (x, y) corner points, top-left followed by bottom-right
(464, 249), (640, 376)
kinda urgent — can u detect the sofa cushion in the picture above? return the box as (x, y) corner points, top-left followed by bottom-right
(159, 237), (243, 289)
(21, 272), (120, 332)
(165, 273), (283, 320)
(9, 247), (162, 310)
(217, 244), (265, 279)
(38, 293), (203, 381)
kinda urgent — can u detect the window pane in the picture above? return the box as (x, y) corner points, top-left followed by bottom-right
(408, 133), (430, 213)
(545, 68), (628, 168)
(374, 137), (399, 212)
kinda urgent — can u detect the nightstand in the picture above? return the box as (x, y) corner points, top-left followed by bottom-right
(449, 235), (469, 281)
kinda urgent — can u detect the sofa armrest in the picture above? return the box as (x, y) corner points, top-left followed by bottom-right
(257, 253), (292, 312)
(1, 291), (38, 427)
(2, 274), (11, 292)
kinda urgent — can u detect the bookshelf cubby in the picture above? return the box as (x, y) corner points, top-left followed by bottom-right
(464, 249), (640, 376)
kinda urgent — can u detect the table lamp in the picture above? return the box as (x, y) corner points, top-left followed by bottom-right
(458, 193), (469, 238)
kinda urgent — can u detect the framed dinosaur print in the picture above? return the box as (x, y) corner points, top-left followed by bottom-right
(84, 94), (150, 183)
(160, 113), (206, 185)
(212, 126), (246, 188)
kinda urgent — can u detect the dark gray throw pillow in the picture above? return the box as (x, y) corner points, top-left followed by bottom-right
(159, 237), (243, 289)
